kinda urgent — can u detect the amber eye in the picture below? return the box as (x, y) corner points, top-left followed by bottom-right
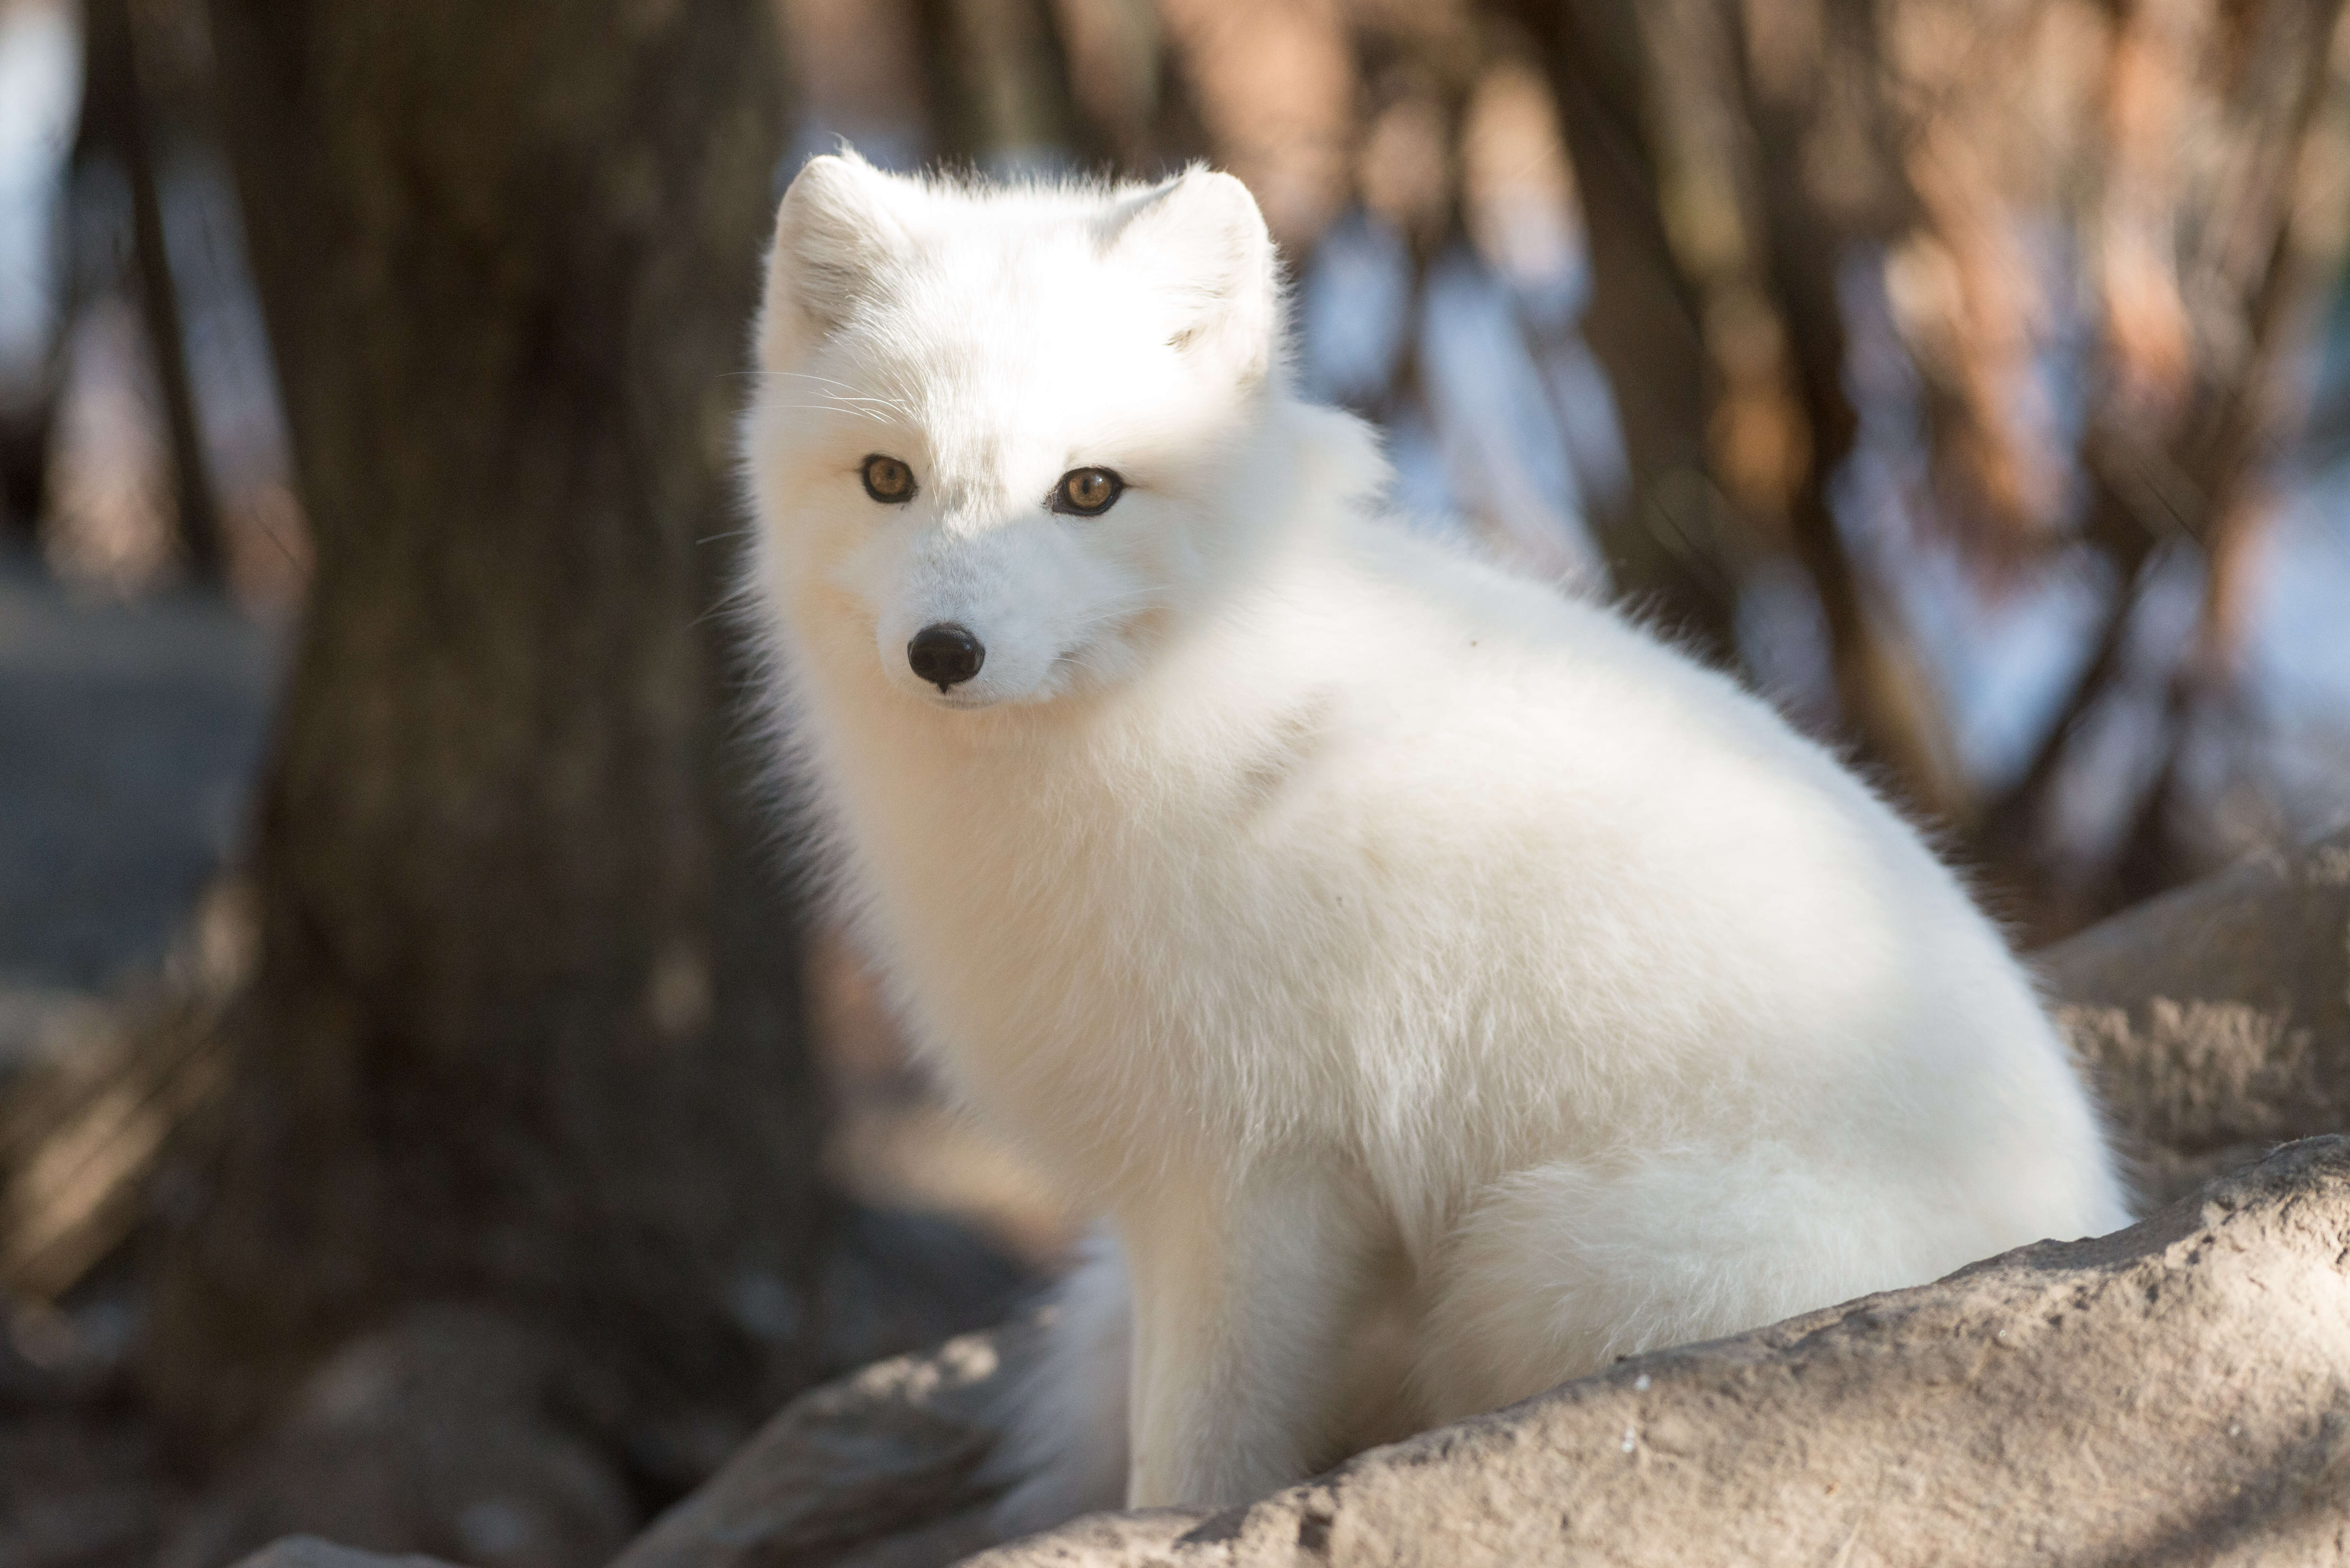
(861, 454), (916, 504)
(1051, 467), (1124, 516)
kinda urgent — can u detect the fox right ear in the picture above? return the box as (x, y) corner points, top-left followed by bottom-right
(759, 153), (911, 367)
(1103, 168), (1281, 386)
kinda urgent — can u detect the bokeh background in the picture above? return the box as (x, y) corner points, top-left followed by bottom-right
(0, 0), (2345, 1564)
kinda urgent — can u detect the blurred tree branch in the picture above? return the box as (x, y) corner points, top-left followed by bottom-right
(74, 0), (225, 579)
(1503, 0), (1744, 662)
(1493, 0), (2349, 932)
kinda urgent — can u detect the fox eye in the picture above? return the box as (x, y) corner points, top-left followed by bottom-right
(861, 454), (917, 504)
(1051, 467), (1124, 516)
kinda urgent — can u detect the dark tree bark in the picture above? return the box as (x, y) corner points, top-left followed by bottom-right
(142, 0), (832, 1493)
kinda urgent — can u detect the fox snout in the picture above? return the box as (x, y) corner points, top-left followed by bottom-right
(869, 516), (1149, 708)
(908, 623), (985, 691)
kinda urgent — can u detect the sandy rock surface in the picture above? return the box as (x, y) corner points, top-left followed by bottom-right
(2038, 824), (2350, 1206)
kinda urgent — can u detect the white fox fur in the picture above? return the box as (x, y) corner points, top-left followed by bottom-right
(738, 153), (2131, 1528)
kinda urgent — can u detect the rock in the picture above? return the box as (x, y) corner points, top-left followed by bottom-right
(0, 1396), (178, 1568)
(2040, 825), (2350, 1206)
(163, 1306), (637, 1568)
(969, 1137), (2350, 1567)
(609, 1318), (1044, 1568)
(163, 1205), (1032, 1568)
(227, 1537), (463, 1568)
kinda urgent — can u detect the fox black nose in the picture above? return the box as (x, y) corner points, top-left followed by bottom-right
(907, 623), (985, 691)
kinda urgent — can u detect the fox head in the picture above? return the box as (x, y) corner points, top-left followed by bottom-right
(741, 153), (1375, 715)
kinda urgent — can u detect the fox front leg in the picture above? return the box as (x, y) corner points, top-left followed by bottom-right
(1118, 1167), (1371, 1510)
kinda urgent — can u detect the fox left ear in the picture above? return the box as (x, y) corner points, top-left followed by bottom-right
(760, 152), (913, 368)
(1103, 168), (1281, 385)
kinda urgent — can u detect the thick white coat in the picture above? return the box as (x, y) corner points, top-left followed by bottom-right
(738, 154), (2131, 1528)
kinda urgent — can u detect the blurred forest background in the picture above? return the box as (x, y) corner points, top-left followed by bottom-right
(0, 0), (2345, 1564)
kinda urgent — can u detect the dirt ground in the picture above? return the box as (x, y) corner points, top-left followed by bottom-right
(0, 547), (280, 1036)
(0, 546), (278, 1565)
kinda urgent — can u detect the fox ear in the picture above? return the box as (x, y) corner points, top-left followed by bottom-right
(760, 152), (911, 367)
(1104, 168), (1281, 384)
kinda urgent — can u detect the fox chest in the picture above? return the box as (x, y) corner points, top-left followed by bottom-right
(857, 793), (1383, 1132)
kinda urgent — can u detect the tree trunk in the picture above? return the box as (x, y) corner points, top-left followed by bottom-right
(148, 0), (828, 1482)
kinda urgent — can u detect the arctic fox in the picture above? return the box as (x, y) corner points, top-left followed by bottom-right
(739, 153), (2130, 1528)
